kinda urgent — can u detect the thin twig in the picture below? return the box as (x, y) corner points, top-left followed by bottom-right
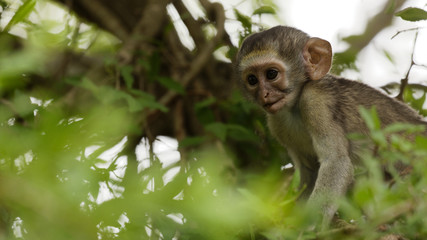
(391, 27), (419, 39)
(396, 31), (419, 101)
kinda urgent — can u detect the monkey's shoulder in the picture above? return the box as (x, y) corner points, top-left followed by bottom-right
(301, 75), (395, 108)
(296, 76), (344, 119)
(302, 75), (376, 97)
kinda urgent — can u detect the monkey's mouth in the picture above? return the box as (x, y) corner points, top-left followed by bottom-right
(264, 97), (287, 114)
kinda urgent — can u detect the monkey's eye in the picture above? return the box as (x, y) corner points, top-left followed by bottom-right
(247, 75), (258, 86)
(266, 69), (278, 80)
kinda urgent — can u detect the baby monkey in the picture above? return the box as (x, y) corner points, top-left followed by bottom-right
(235, 26), (426, 229)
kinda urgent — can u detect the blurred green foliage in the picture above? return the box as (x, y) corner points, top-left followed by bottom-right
(0, 1), (426, 240)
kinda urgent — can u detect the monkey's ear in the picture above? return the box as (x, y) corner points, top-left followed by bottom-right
(303, 37), (332, 80)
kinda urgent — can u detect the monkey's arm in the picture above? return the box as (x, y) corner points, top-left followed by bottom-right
(309, 133), (354, 216)
(300, 86), (354, 226)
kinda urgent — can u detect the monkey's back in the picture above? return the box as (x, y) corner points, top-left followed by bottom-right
(306, 75), (426, 135)
(295, 75), (426, 165)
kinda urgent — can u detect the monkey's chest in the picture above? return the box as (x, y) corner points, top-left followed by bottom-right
(267, 113), (317, 164)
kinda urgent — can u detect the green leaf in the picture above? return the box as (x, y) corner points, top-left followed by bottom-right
(331, 50), (358, 74)
(396, 7), (427, 22)
(69, 78), (168, 112)
(226, 124), (257, 142)
(204, 123), (257, 142)
(68, 77), (97, 91)
(252, 6), (276, 15)
(138, 96), (168, 113)
(234, 9), (252, 32)
(383, 49), (394, 64)
(359, 106), (381, 130)
(415, 135), (427, 149)
(383, 122), (424, 134)
(13, 91), (34, 117)
(120, 65), (134, 89)
(410, 91), (426, 112)
(205, 122), (227, 141)
(156, 77), (185, 94)
(383, 123), (408, 133)
(194, 97), (216, 111)
(129, 88), (156, 99)
(4, 0), (36, 32)
(403, 86), (415, 103)
(178, 136), (207, 148)
(226, 46), (238, 60)
(122, 93), (145, 112)
(238, 188), (264, 206)
(0, 105), (14, 123)
(129, 89), (168, 112)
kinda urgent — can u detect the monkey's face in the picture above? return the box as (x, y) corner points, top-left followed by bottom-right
(240, 53), (295, 114)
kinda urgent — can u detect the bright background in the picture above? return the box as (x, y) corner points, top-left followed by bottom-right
(217, 0), (427, 87)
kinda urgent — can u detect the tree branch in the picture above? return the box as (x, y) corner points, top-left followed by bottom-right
(118, 0), (171, 64)
(67, 0), (129, 40)
(396, 30), (419, 101)
(149, 0), (227, 116)
(343, 0), (407, 52)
